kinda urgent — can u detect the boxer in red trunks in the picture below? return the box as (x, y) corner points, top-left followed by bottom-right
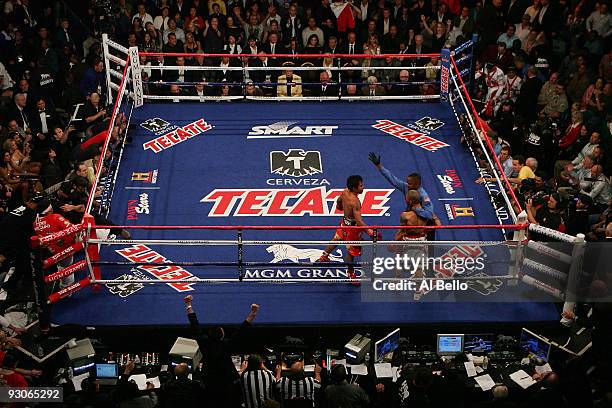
(33, 197), (77, 289)
(318, 175), (379, 285)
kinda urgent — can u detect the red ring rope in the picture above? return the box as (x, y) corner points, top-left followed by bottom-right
(88, 223), (528, 230)
(139, 52), (441, 59)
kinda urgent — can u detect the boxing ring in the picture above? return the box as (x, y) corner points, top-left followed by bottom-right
(31, 37), (589, 327)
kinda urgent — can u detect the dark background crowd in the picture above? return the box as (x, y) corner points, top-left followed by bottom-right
(0, 0), (610, 407)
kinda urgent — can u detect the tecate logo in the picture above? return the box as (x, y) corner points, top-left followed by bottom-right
(200, 188), (393, 217)
(248, 121), (338, 138)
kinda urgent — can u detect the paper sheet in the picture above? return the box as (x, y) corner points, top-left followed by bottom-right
(474, 374), (496, 391)
(129, 374), (148, 390)
(349, 364), (368, 376)
(509, 370), (537, 389)
(72, 372), (90, 392)
(464, 361), (477, 377)
(475, 366), (484, 374)
(332, 359), (346, 367)
(374, 362), (393, 378)
(535, 363), (552, 374)
(147, 376), (161, 389)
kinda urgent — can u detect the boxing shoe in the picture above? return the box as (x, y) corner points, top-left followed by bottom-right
(347, 269), (361, 287)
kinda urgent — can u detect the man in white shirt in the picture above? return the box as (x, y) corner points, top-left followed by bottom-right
(163, 19), (185, 44)
(586, 2), (612, 38)
(497, 24), (519, 48)
(572, 132), (601, 167)
(133, 3), (154, 25)
(581, 165), (611, 207)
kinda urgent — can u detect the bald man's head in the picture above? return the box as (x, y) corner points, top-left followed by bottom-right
(406, 189), (421, 205)
(174, 363), (190, 378)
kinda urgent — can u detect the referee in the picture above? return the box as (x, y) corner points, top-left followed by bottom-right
(275, 360), (321, 407)
(240, 354), (276, 408)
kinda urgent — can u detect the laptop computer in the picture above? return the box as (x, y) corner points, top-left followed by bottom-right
(95, 363), (119, 386)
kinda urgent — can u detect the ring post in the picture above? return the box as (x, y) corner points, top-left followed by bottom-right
(561, 233), (586, 326)
(440, 48), (450, 102)
(83, 214), (101, 290)
(128, 46), (144, 107)
(509, 210), (528, 285)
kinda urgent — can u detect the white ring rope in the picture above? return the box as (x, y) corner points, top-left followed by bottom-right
(521, 275), (564, 300)
(522, 258), (568, 282)
(92, 275), (518, 284)
(526, 240), (573, 264)
(528, 224), (577, 243)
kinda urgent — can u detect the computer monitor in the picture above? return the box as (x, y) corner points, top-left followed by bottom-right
(374, 328), (400, 362)
(436, 334), (464, 355)
(464, 333), (494, 353)
(519, 328), (551, 362)
(95, 363), (119, 379)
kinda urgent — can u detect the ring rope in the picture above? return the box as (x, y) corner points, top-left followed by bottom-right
(140, 52), (442, 59)
(89, 238), (512, 246)
(526, 240), (573, 264)
(527, 224), (577, 243)
(145, 65), (441, 72)
(92, 275), (519, 285)
(87, 224), (529, 230)
(522, 258), (568, 282)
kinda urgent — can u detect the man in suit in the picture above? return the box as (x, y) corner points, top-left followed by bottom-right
(281, 5), (303, 42)
(251, 52), (278, 96)
(212, 54), (242, 84)
(10, 93), (30, 131)
(311, 71), (339, 97)
(517, 65), (543, 121)
(54, 18), (76, 52)
(342, 31), (363, 56)
(163, 56), (189, 83)
(392, 70), (418, 96)
(533, 0), (560, 36)
(355, 0), (375, 27)
(377, 8), (395, 36)
(455, 6), (476, 38)
(323, 36), (339, 54)
(277, 63), (303, 97)
(29, 97), (59, 162)
(407, 34), (430, 80)
(478, 0), (506, 45)
(361, 75), (386, 96)
(506, 0), (530, 24)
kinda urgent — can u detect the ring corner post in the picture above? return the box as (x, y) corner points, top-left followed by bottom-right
(128, 46), (143, 108)
(561, 233), (586, 326)
(440, 48), (451, 103)
(83, 214), (102, 291)
(508, 211), (528, 286)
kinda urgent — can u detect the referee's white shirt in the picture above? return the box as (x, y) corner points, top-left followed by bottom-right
(240, 369), (275, 408)
(276, 375), (320, 406)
